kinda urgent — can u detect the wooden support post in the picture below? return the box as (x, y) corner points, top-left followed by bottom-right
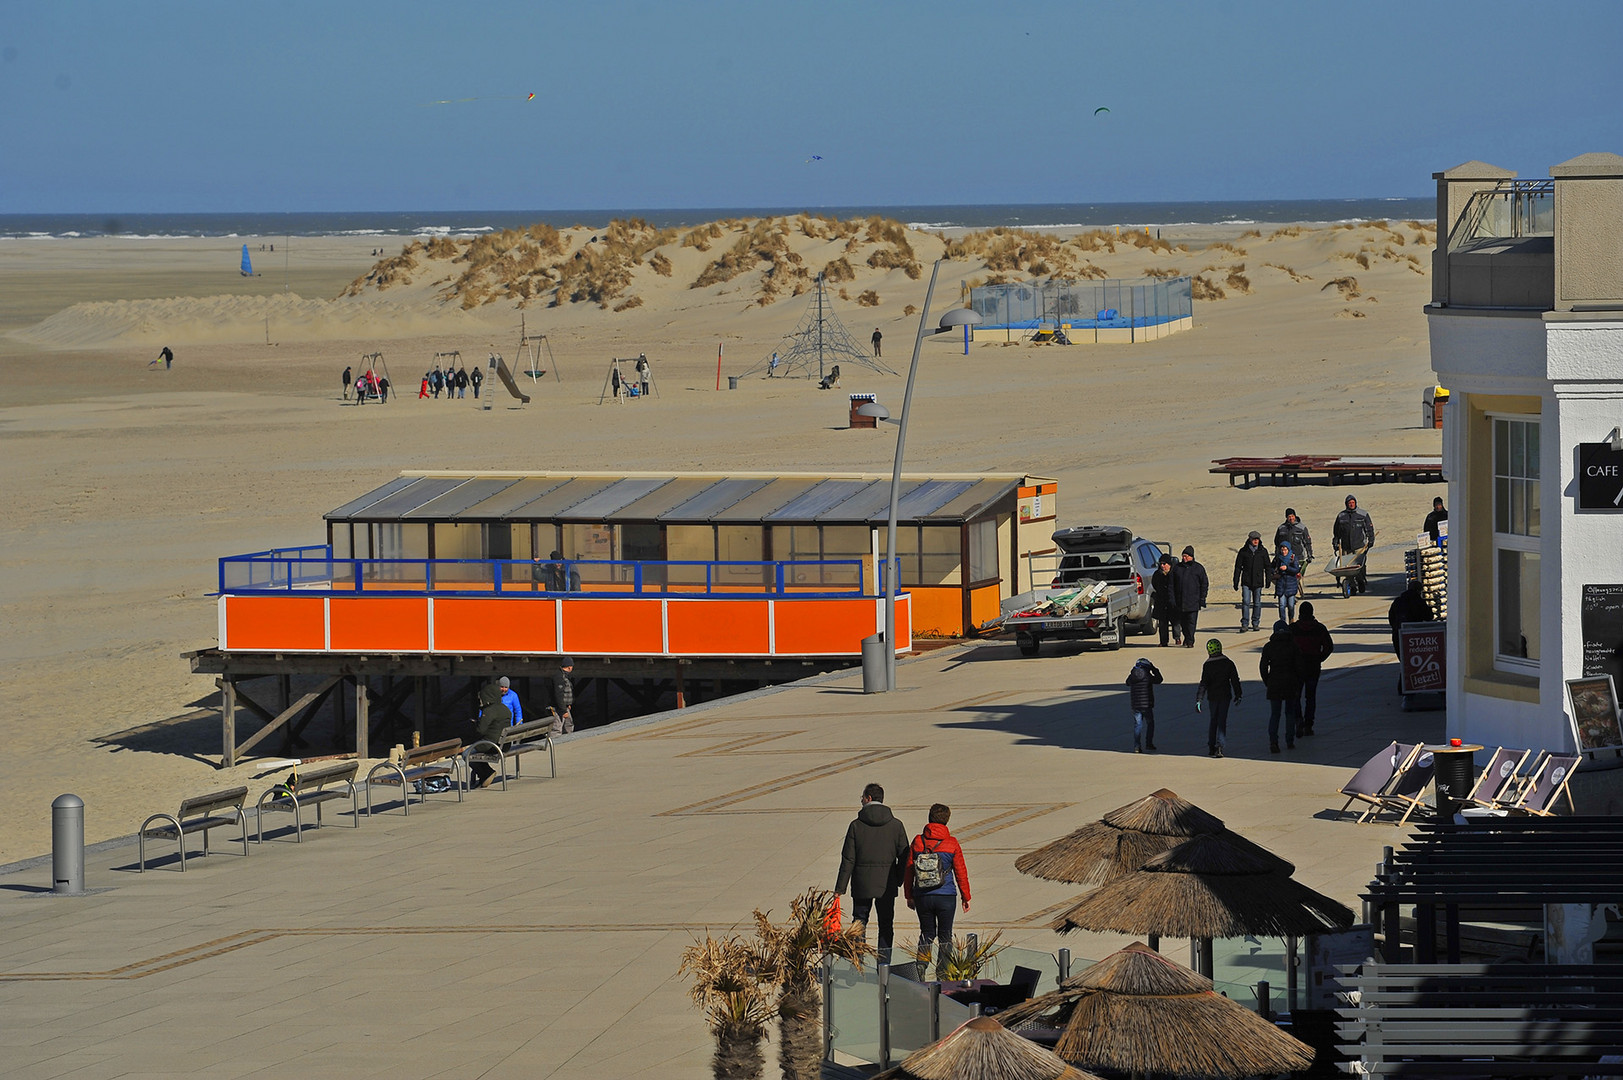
(333, 675), (347, 751)
(278, 673), (291, 714)
(413, 677), (425, 746)
(675, 666), (686, 709)
(219, 677), (238, 769)
(355, 678), (370, 760)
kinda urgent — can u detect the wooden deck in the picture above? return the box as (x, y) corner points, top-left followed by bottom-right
(1210, 455), (1443, 488)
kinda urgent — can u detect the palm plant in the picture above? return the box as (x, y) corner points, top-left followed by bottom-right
(908, 930), (1009, 982)
(679, 933), (775, 1080)
(752, 887), (874, 1080)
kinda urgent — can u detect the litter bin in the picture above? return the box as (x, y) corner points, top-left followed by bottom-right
(727, 376), (740, 390)
(1430, 743), (1482, 820)
(861, 633), (887, 693)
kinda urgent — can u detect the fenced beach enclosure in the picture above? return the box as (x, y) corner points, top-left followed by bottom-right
(969, 276), (1194, 343)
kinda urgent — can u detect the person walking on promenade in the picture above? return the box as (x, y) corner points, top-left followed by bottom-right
(1272, 542), (1302, 624)
(342, 365), (352, 400)
(470, 366), (483, 399)
(454, 367), (469, 399)
(418, 374), (430, 399)
(1332, 495), (1375, 595)
(1172, 546), (1209, 646)
(1232, 530), (1273, 632)
(553, 656), (575, 733)
(1260, 619), (1305, 753)
(1274, 508), (1313, 594)
(1387, 581), (1431, 656)
(1125, 656), (1164, 753)
(498, 675), (523, 726)
(1196, 639), (1243, 758)
(871, 328), (882, 358)
(1151, 554), (1181, 647)
(1424, 496), (1448, 544)
(1291, 601), (1334, 737)
(378, 376), (390, 403)
(904, 803), (969, 979)
(468, 680), (512, 788)
(834, 783), (909, 962)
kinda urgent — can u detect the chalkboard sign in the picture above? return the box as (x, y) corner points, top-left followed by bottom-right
(1581, 584), (1623, 687)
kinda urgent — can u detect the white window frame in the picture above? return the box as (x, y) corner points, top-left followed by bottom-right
(1490, 413), (1540, 674)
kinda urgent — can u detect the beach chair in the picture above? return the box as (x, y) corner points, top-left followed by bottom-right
(1370, 746), (1438, 826)
(1463, 747), (1532, 809)
(1504, 752), (1580, 816)
(1337, 742), (1420, 822)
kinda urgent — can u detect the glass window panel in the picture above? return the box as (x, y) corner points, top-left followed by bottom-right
(919, 526), (962, 586)
(563, 523), (616, 561)
(716, 525), (770, 587)
(1497, 549), (1540, 662)
(664, 525), (714, 586)
(783, 525), (821, 561)
(332, 524), (352, 560)
(968, 517), (999, 583)
(821, 526), (871, 559)
(433, 522), (484, 561)
(1526, 422), (1540, 477)
(1510, 421), (1525, 476)
(1494, 478), (1511, 533)
(1509, 480), (1525, 536)
(1526, 480), (1540, 537)
(620, 523), (662, 562)
(376, 523), (429, 560)
(1495, 420), (1509, 474)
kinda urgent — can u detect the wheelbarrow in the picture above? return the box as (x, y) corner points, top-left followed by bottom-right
(1326, 546), (1369, 597)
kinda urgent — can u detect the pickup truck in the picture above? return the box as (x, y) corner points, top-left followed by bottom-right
(992, 526), (1169, 656)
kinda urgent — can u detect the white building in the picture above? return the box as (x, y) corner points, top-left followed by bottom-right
(1429, 153), (1623, 752)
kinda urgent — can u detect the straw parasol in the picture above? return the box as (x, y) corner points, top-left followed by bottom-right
(874, 1015), (1103, 1080)
(998, 943), (1315, 1078)
(1014, 789), (1290, 886)
(1048, 832), (1355, 941)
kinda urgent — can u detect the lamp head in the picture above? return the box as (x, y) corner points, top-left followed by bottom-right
(856, 401), (891, 421)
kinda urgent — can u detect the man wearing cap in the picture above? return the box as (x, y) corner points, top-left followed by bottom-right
(1291, 601), (1334, 737)
(1232, 530), (1273, 632)
(1171, 546), (1209, 647)
(553, 657), (575, 734)
(1259, 619), (1305, 753)
(1150, 554), (1181, 647)
(498, 676), (523, 726)
(1196, 639), (1243, 758)
(1274, 508), (1313, 588)
(1332, 495), (1375, 595)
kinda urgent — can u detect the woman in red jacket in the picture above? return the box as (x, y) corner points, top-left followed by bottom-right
(903, 803), (971, 973)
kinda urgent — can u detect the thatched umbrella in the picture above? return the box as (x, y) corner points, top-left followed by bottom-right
(1014, 789), (1290, 887)
(998, 943), (1315, 1079)
(1049, 833), (1354, 975)
(874, 1015), (1103, 1080)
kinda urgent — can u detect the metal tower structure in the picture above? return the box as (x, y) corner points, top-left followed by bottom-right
(742, 273), (897, 380)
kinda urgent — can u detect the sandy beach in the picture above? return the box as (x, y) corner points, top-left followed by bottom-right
(0, 216), (1445, 865)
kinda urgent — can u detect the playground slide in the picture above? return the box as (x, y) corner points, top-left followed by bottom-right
(492, 355), (531, 404)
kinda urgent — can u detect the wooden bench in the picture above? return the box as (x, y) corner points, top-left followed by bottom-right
(254, 760), (361, 842)
(466, 714), (558, 790)
(139, 786), (250, 872)
(364, 739), (464, 816)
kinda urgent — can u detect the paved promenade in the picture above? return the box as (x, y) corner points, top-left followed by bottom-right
(0, 593), (1435, 1079)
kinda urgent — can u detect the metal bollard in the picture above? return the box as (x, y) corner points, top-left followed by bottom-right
(1058, 947), (1071, 982)
(1256, 979), (1271, 1019)
(52, 794), (85, 895)
(878, 962), (892, 1070)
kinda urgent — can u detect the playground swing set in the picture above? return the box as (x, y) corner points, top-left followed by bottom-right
(598, 354), (658, 405)
(354, 351), (392, 402)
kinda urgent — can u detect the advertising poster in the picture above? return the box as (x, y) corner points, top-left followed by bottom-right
(1398, 621), (1446, 695)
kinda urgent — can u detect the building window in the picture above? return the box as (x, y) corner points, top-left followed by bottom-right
(1492, 416), (1540, 671)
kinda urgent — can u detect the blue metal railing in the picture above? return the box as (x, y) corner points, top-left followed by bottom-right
(219, 550), (867, 598)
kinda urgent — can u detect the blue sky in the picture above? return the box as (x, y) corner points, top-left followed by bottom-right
(3, 0), (1621, 212)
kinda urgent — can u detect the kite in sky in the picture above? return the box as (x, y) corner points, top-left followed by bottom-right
(421, 93), (535, 106)
(1094, 106), (1110, 115)
(805, 155), (823, 164)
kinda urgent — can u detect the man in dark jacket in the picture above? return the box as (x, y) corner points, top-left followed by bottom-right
(1150, 554), (1181, 647)
(1125, 657), (1164, 753)
(467, 681), (512, 787)
(553, 656), (575, 733)
(1291, 601), (1334, 737)
(834, 783), (909, 959)
(1232, 531), (1273, 632)
(1259, 620), (1305, 753)
(1332, 495), (1375, 594)
(1387, 581), (1431, 656)
(1424, 497), (1448, 543)
(1171, 546), (1209, 647)
(1196, 639), (1242, 758)
(1275, 508), (1313, 566)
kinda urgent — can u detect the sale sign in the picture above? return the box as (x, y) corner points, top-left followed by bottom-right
(1399, 621), (1447, 694)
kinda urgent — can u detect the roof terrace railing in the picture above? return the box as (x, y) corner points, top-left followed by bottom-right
(219, 549), (867, 598)
(1448, 178), (1555, 250)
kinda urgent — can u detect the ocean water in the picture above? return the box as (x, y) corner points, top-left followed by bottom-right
(0, 199), (1433, 240)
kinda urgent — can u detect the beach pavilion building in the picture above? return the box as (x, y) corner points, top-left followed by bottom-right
(195, 471), (1058, 763)
(1428, 152), (1623, 753)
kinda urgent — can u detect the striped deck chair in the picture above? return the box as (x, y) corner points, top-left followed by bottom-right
(1464, 747), (1532, 809)
(1505, 752), (1580, 816)
(1371, 746), (1438, 826)
(1338, 742), (1420, 823)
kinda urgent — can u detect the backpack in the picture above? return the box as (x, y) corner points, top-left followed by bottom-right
(912, 837), (947, 892)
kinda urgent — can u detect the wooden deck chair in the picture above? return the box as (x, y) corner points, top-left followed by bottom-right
(1337, 742), (1419, 822)
(1464, 747), (1532, 809)
(1372, 746), (1438, 826)
(1506, 752), (1580, 816)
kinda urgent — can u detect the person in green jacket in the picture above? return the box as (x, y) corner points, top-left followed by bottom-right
(467, 681), (511, 788)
